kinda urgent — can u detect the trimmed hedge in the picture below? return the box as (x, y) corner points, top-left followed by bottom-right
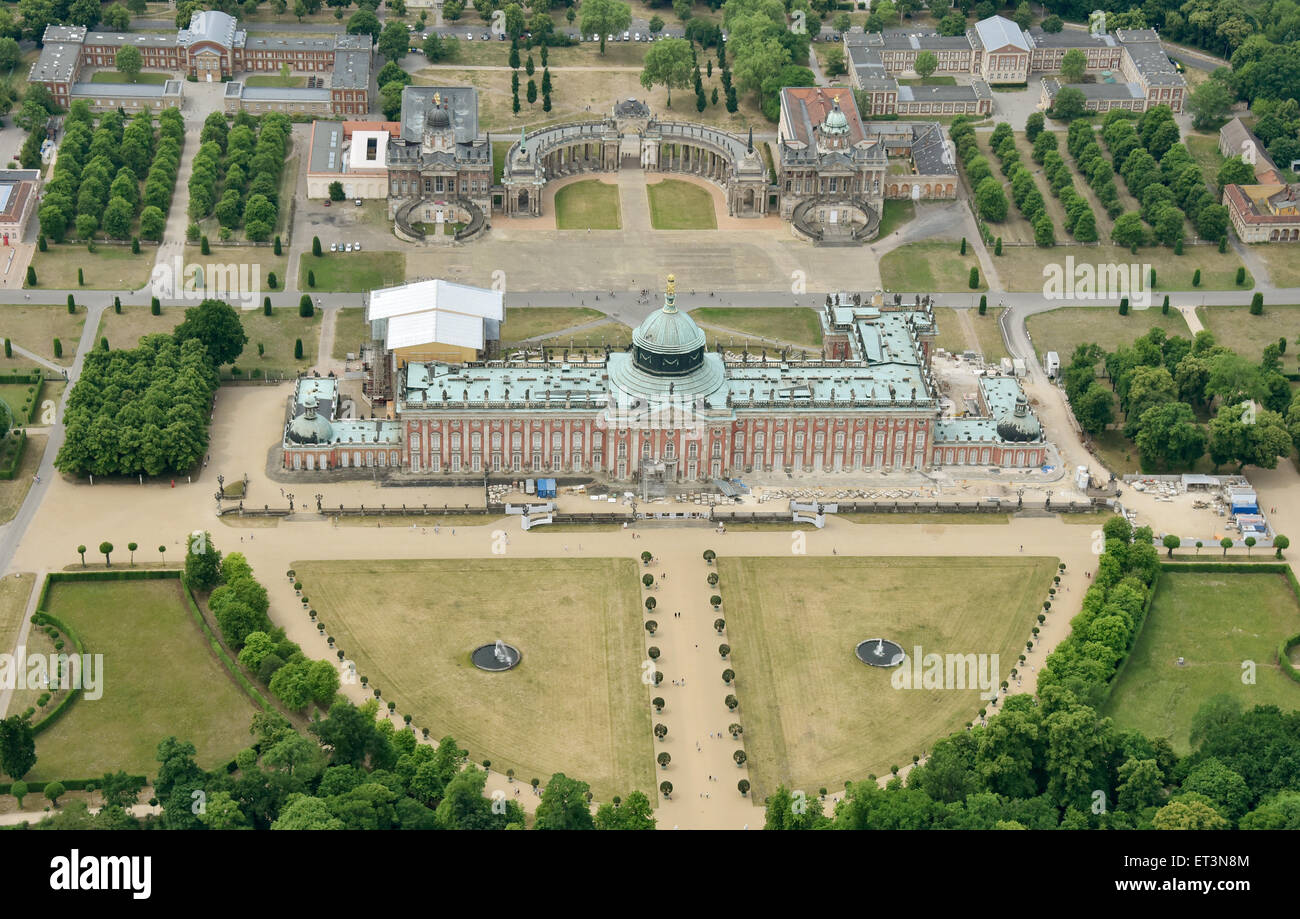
(0, 776), (146, 796)
(0, 431), (26, 481)
(27, 610), (86, 736)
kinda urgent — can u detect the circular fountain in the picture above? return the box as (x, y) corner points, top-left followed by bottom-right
(855, 638), (905, 668)
(472, 639), (521, 672)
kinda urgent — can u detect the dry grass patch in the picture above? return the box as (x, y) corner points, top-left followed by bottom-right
(0, 434), (45, 525)
(0, 306), (86, 367)
(718, 555), (1057, 800)
(293, 557), (654, 800)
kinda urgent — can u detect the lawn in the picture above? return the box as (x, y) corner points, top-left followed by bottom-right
(298, 250), (406, 292)
(879, 241), (987, 292)
(228, 308), (320, 378)
(181, 244), (288, 300)
(718, 555), (1057, 800)
(973, 308), (1009, 362)
(554, 180), (621, 230)
(0, 305), (87, 367)
(532, 320), (632, 354)
(932, 307), (970, 355)
(0, 382), (40, 424)
(499, 307), (606, 344)
(0, 434), (43, 525)
(492, 140), (512, 185)
(995, 243), (1252, 292)
(1197, 304), (1300, 373)
(98, 306), (319, 378)
(27, 245), (154, 291)
(690, 307), (822, 350)
(244, 73), (308, 88)
(26, 578), (262, 781)
(1106, 570), (1300, 753)
(1025, 305), (1192, 364)
(647, 179), (717, 230)
(292, 558), (654, 801)
(0, 572), (35, 661)
(88, 70), (171, 84)
(1256, 247), (1300, 289)
(1185, 133), (1225, 182)
(332, 307), (370, 361)
(876, 199), (915, 238)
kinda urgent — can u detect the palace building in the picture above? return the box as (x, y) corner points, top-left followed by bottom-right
(777, 86), (957, 242)
(847, 15), (1186, 116)
(30, 12), (371, 115)
(281, 278), (1048, 477)
(386, 87), (495, 242)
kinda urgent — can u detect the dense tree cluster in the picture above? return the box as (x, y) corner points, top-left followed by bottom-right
(989, 121), (1057, 246)
(27, 704), (656, 831)
(189, 111), (289, 241)
(721, 0), (814, 121)
(951, 117), (1008, 224)
(55, 335), (219, 477)
(1101, 106), (1225, 248)
(38, 103), (180, 243)
(1063, 118), (1121, 221)
(1062, 326), (1291, 473)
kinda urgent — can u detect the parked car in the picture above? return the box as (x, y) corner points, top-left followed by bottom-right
(498, 32), (506, 40)
(354, 242), (362, 251)
(330, 242), (338, 251)
(466, 32), (473, 40)
(344, 243), (352, 252)
(323, 199), (331, 207)
(482, 32), (490, 40)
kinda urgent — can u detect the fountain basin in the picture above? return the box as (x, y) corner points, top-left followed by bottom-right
(855, 638), (905, 668)
(472, 641), (521, 672)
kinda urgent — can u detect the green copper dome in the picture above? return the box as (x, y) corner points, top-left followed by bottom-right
(822, 98), (850, 136)
(632, 275), (707, 375)
(286, 398), (333, 445)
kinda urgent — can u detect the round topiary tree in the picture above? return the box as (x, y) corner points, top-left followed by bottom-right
(645, 596), (657, 612)
(1275, 535), (1290, 559)
(657, 752), (671, 769)
(722, 668), (735, 684)
(641, 551), (652, 565)
(710, 595), (722, 609)
(733, 750), (747, 766)
(738, 779), (750, 796)
(652, 697), (664, 713)
(653, 671), (663, 686)
(645, 620), (657, 635)
(703, 549), (716, 564)
(648, 646), (660, 660)
(643, 573), (654, 588)
(729, 723), (742, 738)
(654, 723), (667, 740)
(660, 781), (673, 798)
(719, 643), (730, 658)
(714, 618), (725, 633)
(725, 694), (739, 711)
(707, 572), (719, 586)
